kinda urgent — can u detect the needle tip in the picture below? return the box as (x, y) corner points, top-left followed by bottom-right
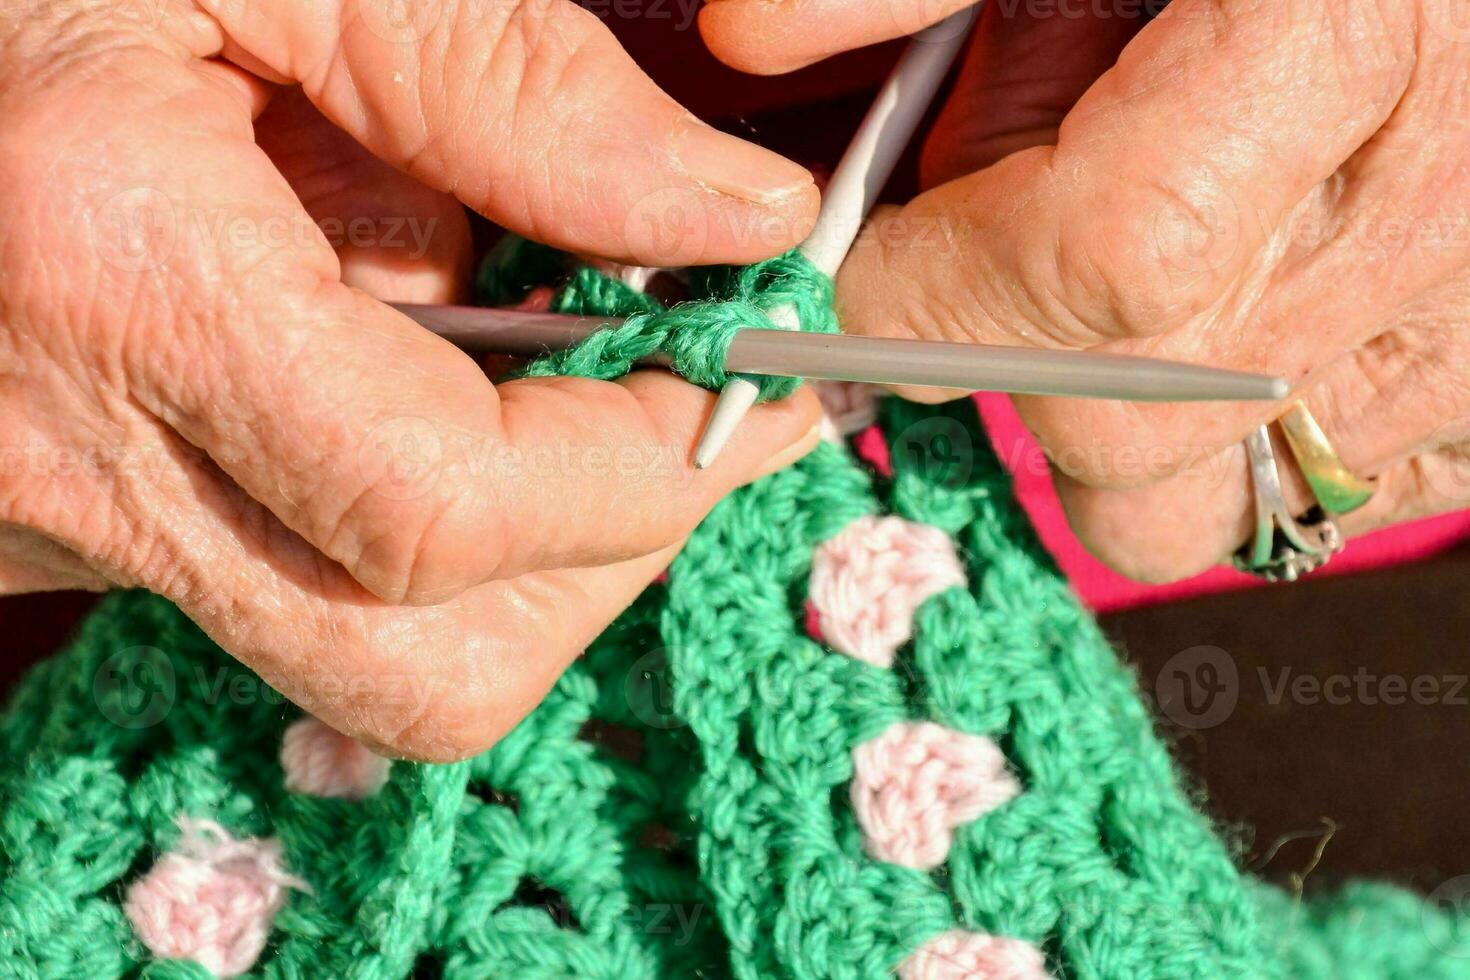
(692, 439), (722, 470)
(1266, 376), (1292, 400)
(693, 378), (762, 469)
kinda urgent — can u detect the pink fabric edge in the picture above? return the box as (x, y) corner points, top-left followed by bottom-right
(974, 393), (1470, 614)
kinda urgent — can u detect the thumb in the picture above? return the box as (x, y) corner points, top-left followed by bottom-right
(196, 0), (817, 265)
(920, 1), (1142, 186)
(700, 0), (978, 76)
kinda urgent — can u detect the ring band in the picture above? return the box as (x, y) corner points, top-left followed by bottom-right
(1233, 424), (1344, 582)
(1276, 402), (1376, 516)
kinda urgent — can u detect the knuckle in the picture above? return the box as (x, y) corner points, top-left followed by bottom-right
(357, 647), (528, 764)
(292, 612), (525, 763)
(320, 392), (510, 605)
(1056, 481), (1223, 584)
(399, 492), (505, 604)
(1058, 173), (1242, 337)
(379, 706), (513, 764)
(332, 469), (503, 606)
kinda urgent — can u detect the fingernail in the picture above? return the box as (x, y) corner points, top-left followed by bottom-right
(754, 423), (822, 479)
(674, 117), (814, 205)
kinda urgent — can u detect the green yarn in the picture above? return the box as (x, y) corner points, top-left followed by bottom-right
(552, 266), (665, 319)
(3, 250), (1468, 979)
(507, 244), (839, 401)
(1260, 883), (1470, 979)
(474, 235), (568, 307)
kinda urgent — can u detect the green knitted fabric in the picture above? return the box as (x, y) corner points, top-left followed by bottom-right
(474, 235), (570, 307)
(2, 253), (1467, 979)
(510, 246), (838, 401)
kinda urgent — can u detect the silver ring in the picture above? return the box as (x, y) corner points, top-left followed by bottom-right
(1232, 424), (1343, 582)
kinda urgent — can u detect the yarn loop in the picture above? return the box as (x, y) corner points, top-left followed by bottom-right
(512, 245), (839, 400)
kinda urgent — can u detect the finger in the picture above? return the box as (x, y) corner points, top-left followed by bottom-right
(1009, 29), (1470, 494)
(16, 413), (689, 761)
(197, 0), (818, 265)
(872, 6), (1137, 405)
(1012, 261), (1470, 492)
(1053, 441), (1255, 584)
(349, 544), (687, 760)
(921, 0), (1143, 185)
(255, 88), (473, 304)
(700, 0), (976, 76)
(194, 59), (278, 120)
(0, 526), (109, 594)
(23, 20), (818, 606)
(1054, 333), (1470, 581)
(837, 0), (1417, 351)
(152, 253), (823, 605)
(1058, 440), (1470, 584)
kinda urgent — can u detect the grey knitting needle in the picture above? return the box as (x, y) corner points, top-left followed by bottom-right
(397, 303), (1290, 402)
(691, 7), (980, 468)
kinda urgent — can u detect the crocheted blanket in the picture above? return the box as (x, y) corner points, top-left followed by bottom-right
(3, 247), (1468, 979)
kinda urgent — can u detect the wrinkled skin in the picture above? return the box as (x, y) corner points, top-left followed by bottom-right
(0, 0), (823, 761)
(704, 0), (1470, 582)
(11, 0), (1470, 761)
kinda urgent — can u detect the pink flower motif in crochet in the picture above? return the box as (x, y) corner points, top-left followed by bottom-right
(899, 930), (1051, 980)
(125, 819), (307, 977)
(851, 721), (1019, 870)
(808, 515), (966, 667)
(279, 716), (391, 800)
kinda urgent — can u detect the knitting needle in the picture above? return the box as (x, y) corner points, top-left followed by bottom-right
(398, 303), (1290, 402)
(691, 7), (980, 469)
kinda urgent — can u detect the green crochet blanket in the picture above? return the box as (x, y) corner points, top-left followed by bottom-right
(2, 248), (1467, 979)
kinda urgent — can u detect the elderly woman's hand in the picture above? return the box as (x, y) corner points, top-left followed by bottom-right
(703, 0), (1470, 582)
(0, 0), (822, 759)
